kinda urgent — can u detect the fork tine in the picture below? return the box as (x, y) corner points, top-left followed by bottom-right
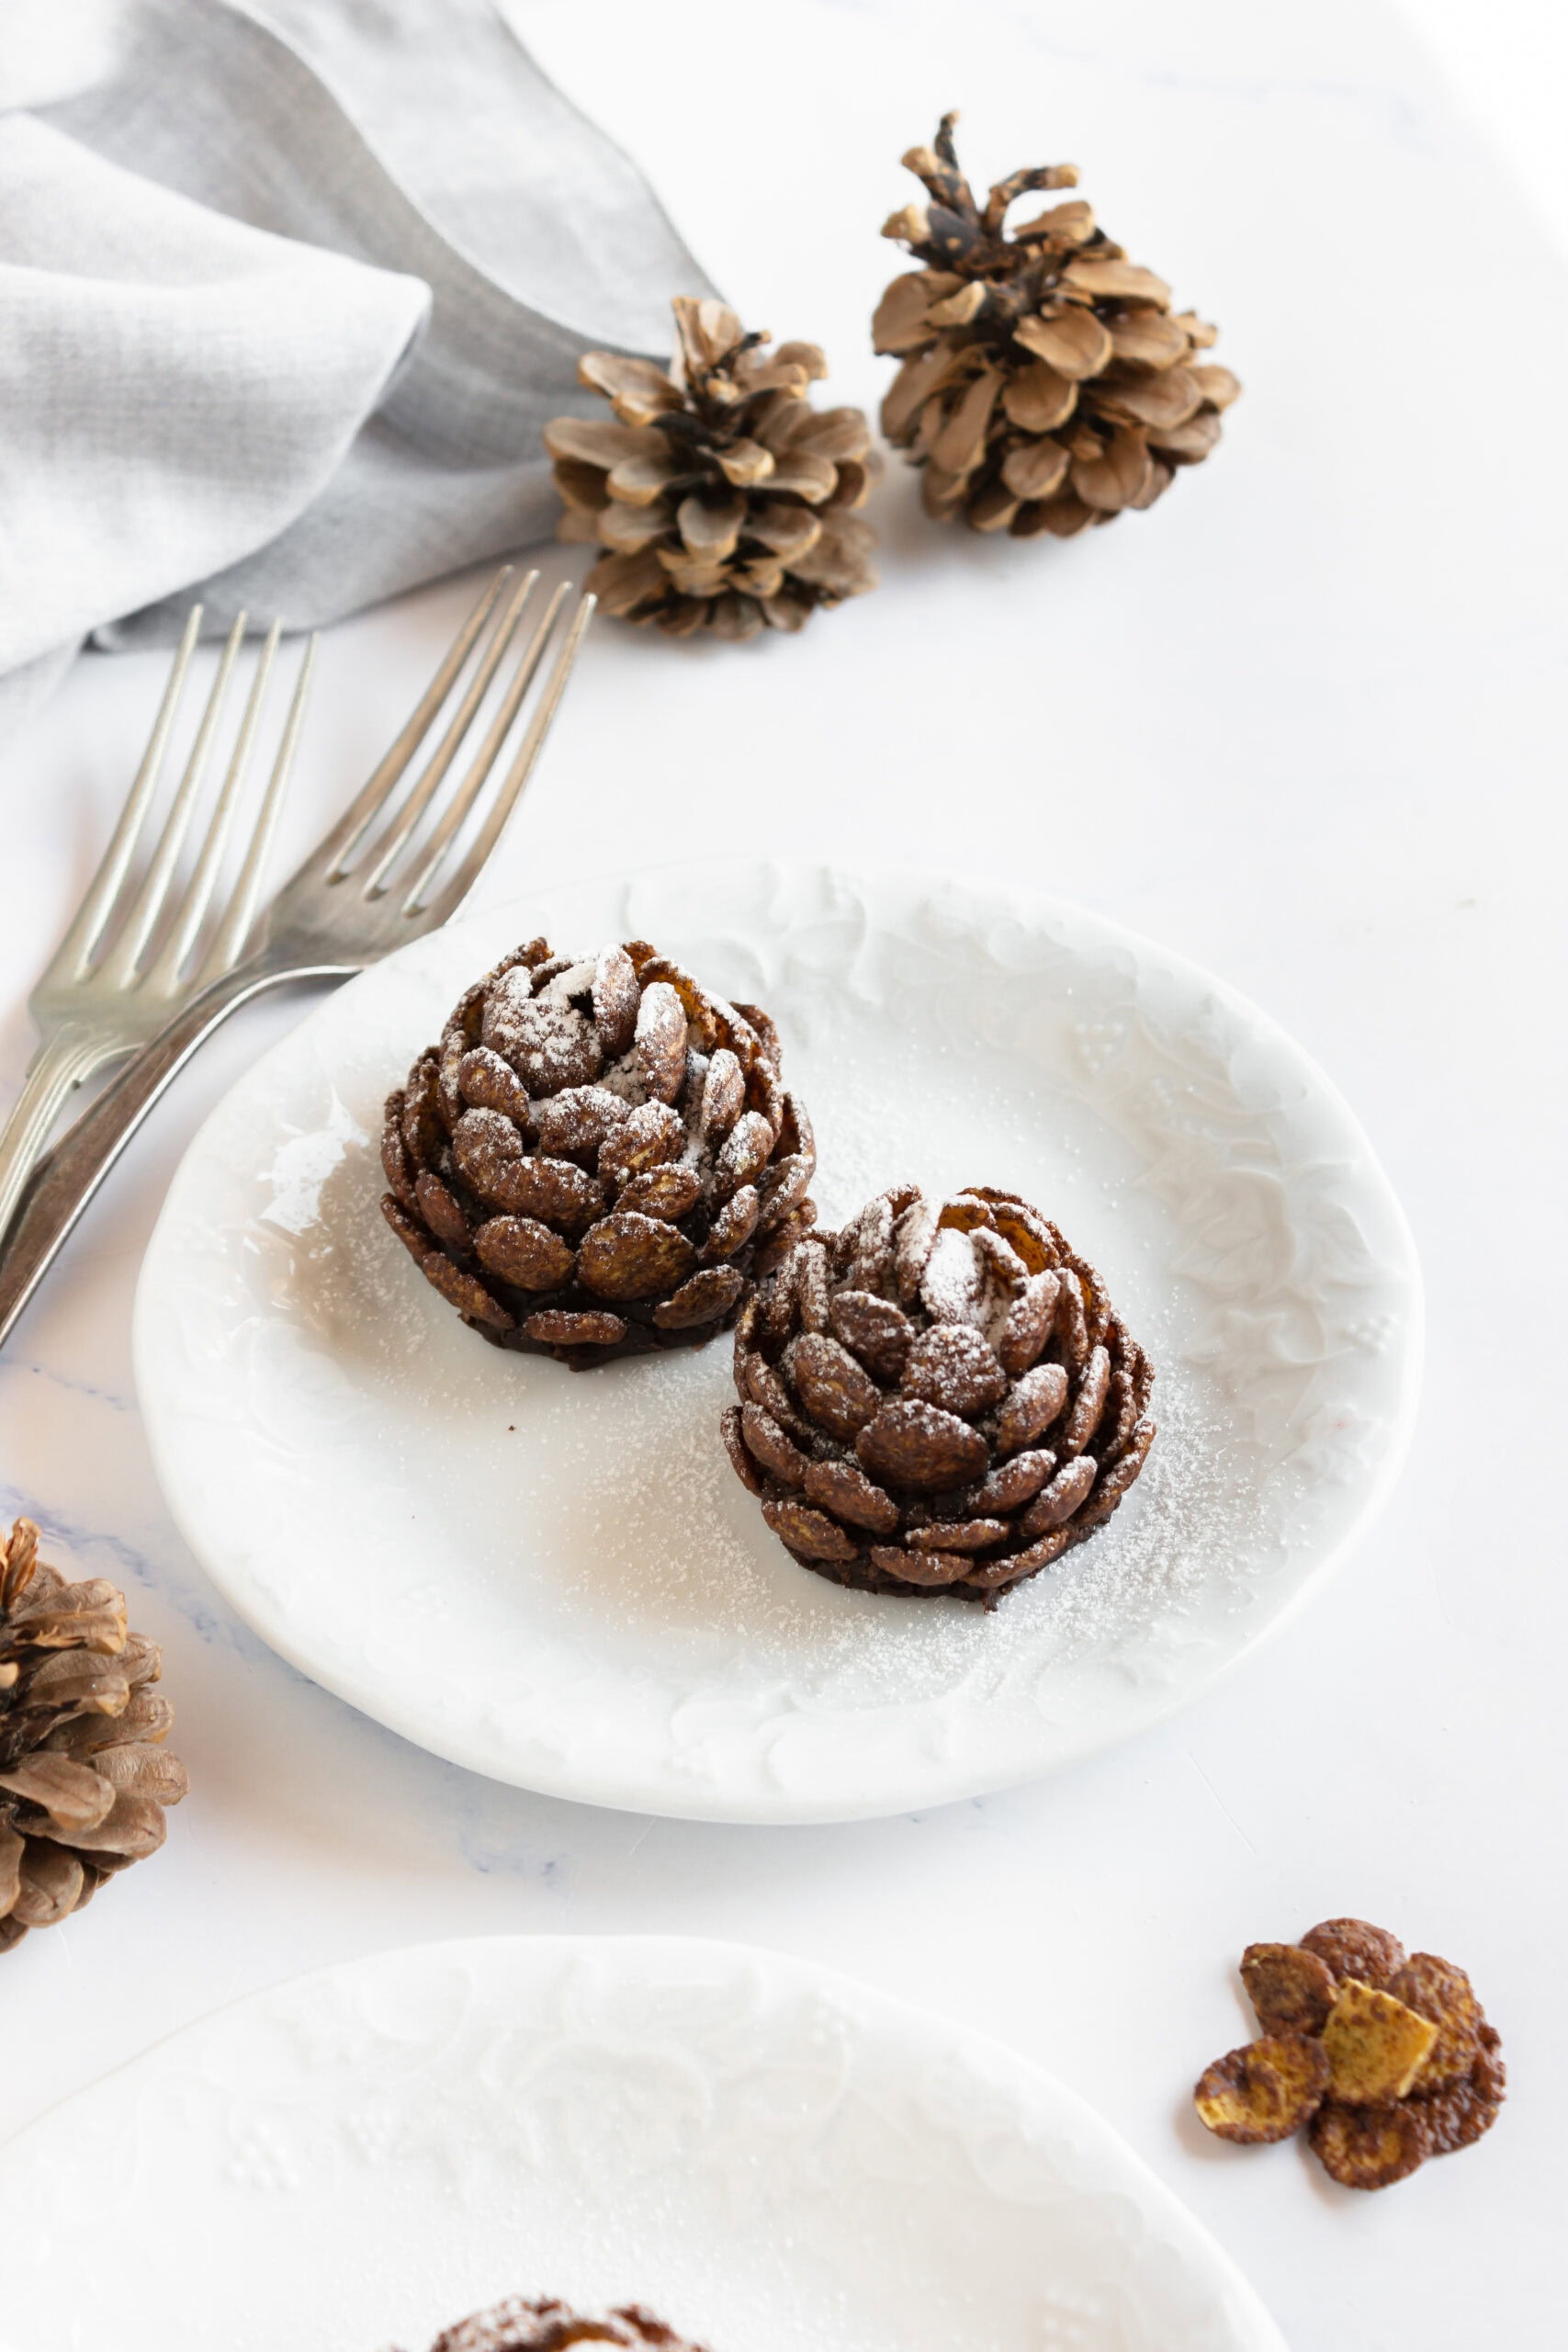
(98, 613), (249, 986)
(355, 570), (541, 896)
(412, 591), (595, 919)
(197, 634), (318, 985)
(146, 620), (282, 989)
(388, 579), (570, 907)
(313, 566), (513, 881)
(52, 605), (204, 978)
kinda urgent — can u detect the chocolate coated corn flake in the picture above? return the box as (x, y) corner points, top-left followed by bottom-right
(1192, 2034), (1329, 2144)
(1309, 2098), (1432, 2190)
(1240, 1943), (1337, 2038)
(1416, 2031), (1506, 2154)
(1389, 1953), (1483, 2093)
(1321, 1978), (1438, 2104)
(1299, 1917), (1405, 1988)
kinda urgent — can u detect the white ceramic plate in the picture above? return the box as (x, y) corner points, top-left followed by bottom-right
(0, 1932), (1285, 2352)
(134, 860), (1420, 1821)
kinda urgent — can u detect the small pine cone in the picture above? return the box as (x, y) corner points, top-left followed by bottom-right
(380, 937), (818, 1368)
(0, 1518), (187, 1956)
(723, 1183), (1155, 1606)
(874, 112), (1239, 537)
(547, 296), (878, 641)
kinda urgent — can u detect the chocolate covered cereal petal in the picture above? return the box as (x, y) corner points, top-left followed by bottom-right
(1321, 1978), (1439, 2103)
(615, 1164), (704, 1222)
(1193, 2035), (1330, 2145)
(803, 1459), (901, 1534)
(900, 1323), (1009, 1417)
(474, 1216), (576, 1291)
(1309, 2098), (1431, 2190)
(994, 1363), (1070, 1457)
(698, 1183), (760, 1264)
(741, 1403), (810, 1487)
(523, 1309), (627, 1349)
(761, 1500), (862, 1563)
(1389, 1954), (1483, 2092)
(720, 1404), (764, 1496)
(578, 1213), (699, 1301)
(828, 1288), (913, 1380)
(652, 1265), (744, 1329)
(1416, 2034), (1506, 2154)
(1299, 1918), (1406, 1988)
(634, 980), (688, 1102)
(856, 1400), (989, 1490)
(1240, 1943), (1337, 2038)
(784, 1334), (883, 1440)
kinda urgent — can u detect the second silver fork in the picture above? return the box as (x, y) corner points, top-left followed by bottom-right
(0, 567), (593, 1350)
(0, 607), (313, 1250)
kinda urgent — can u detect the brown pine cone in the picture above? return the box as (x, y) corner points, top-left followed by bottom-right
(381, 937), (817, 1369)
(722, 1183), (1155, 1606)
(0, 1518), (187, 1956)
(418, 2298), (710, 2352)
(547, 295), (877, 640)
(874, 113), (1238, 537)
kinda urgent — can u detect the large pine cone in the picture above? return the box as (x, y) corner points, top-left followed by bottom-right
(875, 113), (1239, 537)
(722, 1184), (1155, 1605)
(547, 295), (877, 641)
(381, 937), (818, 1369)
(0, 1518), (187, 1955)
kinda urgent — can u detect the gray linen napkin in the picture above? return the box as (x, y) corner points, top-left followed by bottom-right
(0, 0), (715, 729)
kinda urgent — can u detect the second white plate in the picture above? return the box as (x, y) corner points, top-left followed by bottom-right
(134, 860), (1420, 1821)
(0, 1933), (1285, 2351)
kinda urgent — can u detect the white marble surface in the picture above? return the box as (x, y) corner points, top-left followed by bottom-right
(1, 3), (1563, 2346)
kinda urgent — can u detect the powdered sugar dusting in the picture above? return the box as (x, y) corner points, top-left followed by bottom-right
(136, 861), (1416, 1817)
(247, 975), (1293, 1769)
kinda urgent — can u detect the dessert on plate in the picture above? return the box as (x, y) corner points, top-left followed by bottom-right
(396, 2296), (710, 2350)
(381, 937), (815, 1367)
(723, 1182), (1156, 1603)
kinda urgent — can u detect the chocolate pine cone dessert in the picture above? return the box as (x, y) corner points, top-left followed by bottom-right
(723, 1183), (1155, 1604)
(1, 1517), (187, 1955)
(874, 112), (1238, 537)
(381, 937), (817, 1369)
(406, 2298), (711, 2352)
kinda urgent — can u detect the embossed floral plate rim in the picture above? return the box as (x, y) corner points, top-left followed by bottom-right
(133, 858), (1422, 1822)
(0, 1931), (1288, 2351)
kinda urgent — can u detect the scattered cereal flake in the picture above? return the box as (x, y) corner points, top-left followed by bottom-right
(1321, 1978), (1438, 2104)
(1240, 1942), (1337, 2038)
(1299, 1917), (1405, 1988)
(1390, 1953), (1483, 2093)
(1309, 2098), (1431, 2190)
(1193, 2034), (1329, 2145)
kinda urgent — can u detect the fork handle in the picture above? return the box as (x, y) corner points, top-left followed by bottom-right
(0, 959), (349, 1353)
(0, 1029), (109, 1253)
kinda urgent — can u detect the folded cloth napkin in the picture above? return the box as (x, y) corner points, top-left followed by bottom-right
(0, 0), (716, 730)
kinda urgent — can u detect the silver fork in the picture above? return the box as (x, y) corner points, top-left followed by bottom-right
(0, 566), (593, 1350)
(0, 605), (311, 1252)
